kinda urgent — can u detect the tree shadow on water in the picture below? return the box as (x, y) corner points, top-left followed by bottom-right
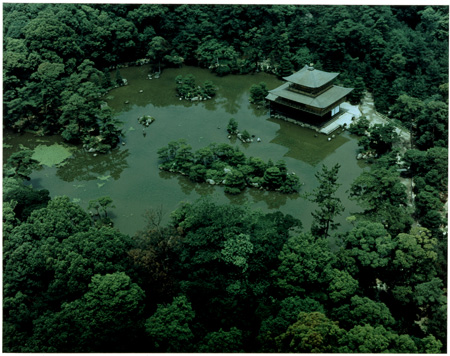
(224, 189), (249, 206)
(177, 175), (195, 195)
(194, 182), (215, 196)
(248, 188), (300, 210)
(158, 170), (178, 180)
(56, 148), (130, 183)
(268, 118), (350, 166)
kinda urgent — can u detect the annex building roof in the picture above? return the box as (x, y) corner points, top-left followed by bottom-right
(283, 65), (339, 88)
(267, 82), (353, 109)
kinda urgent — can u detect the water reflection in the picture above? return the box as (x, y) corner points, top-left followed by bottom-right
(194, 182), (215, 196)
(216, 94), (241, 115)
(214, 78), (253, 115)
(268, 118), (350, 166)
(106, 66), (270, 116)
(202, 98), (220, 112)
(225, 189), (249, 206)
(3, 131), (65, 162)
(158, 170), (177, 181)
(160, 169), (303, 210)
(56, 147), (130, 182)
(106, 65), (220, 112)
(177, 175), (195, 195)
(249, 105), (269, 117)
(248, 188), (301, 210)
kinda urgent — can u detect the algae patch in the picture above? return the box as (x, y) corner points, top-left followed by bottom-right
(32, 143), (73, 167)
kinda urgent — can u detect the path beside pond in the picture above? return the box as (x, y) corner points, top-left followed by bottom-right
(359, 91), (411, 143)
(359, 92), (415, 210)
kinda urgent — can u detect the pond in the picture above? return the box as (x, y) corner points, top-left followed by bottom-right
(3, 65), (366, 236)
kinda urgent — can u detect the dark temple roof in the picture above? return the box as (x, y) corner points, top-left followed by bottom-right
(267, 82), (353, 109)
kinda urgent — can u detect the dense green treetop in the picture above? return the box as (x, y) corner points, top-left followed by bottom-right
(331, 295), (396, 330)
(338, 324), (418, 353)
(145, 295), (195, 352)
(25, 196), (92, 240)
(327, 268), (359, 303)
(4, 149), (39, 180)
(258, 296), (325, 352)
(391, 227), (438, 284)
(275, 312), (343, 353)
(349, 165), (413, 236)
(196, 327), (244, 353)
(343, 220), (394, 271)
(30, 272), (145, 352)
(3, 176), (50, 222)
(45, 226), (133, 299)
(273, 232), (336, 299)
(170, 198), (300, 333)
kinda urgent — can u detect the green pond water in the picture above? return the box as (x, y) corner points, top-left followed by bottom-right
(3, 65), (366, 236)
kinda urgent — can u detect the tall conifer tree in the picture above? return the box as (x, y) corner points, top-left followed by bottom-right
(307, 164), (344, 237)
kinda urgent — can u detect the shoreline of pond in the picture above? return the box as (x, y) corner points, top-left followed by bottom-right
(4, 65), (366, 236)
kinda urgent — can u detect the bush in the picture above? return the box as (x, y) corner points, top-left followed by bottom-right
(263, 166), (283, 190)
(115, 69), (123, 86)
(224, 169), (246, 193)
(249, 82), (268, 104)
(227, 118), (238, 134)
(224, 186), (242, 195)
(203, 81), (216, 97)
(189, 164), (207, 182)
(205, 169), (223, 183)
(348, 116), (370, 136)
(247, 157), (268, 176)
(241, 130), (251, 141)
(279, 174), (301, 194)
(239, 59), (256, 74)
(249, 176), (263, 187)
(214, 64), (231, 76)
(277, 56), (294, 77)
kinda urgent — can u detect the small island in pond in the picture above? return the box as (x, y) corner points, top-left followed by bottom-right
(175, 74), (216, 101)
(137, 115), (155, 127)
(158, 139), (301, 194)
